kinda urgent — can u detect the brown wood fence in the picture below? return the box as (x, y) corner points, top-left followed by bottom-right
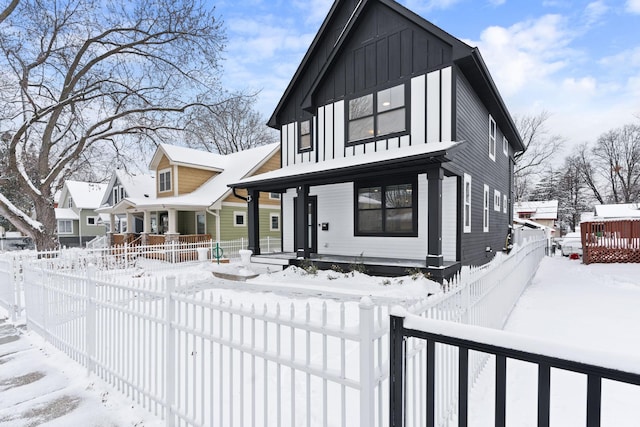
(581, 219), (640, 264)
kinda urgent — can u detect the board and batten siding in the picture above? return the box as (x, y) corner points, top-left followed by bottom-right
(453, 71), (512, 266)
(280, 67), (453, 168)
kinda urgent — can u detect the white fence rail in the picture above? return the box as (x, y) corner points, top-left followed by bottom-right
(15, 232), (546, 427)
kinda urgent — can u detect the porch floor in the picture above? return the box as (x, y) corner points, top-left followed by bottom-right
(251, 252), (460, 280)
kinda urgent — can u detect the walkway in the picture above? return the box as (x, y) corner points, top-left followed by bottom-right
(0, 318), (162, 427)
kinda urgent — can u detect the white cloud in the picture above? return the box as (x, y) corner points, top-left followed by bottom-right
(488, 0), (506, 5)
(626, 0), (640, 14)
(292, 0), (334, 26)
(403, 0), (462, 13)
(583, 1), (608, 26)
(562, 76), (597, 95)
(599, 47), (640, 68)
(468, 14), (575, 95)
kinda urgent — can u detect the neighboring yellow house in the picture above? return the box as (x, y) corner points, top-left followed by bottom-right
(98, 143), (281, 246)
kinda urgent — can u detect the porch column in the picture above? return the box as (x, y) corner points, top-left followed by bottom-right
(126, 212), (135, 235)
(427, 168), (444, 267)
(107, 213), (115, 246)
(167, 209), (177, 234)
(295, 184), (309, 258)
(141, 210), (151, 245)
(247, 189), (261, 255)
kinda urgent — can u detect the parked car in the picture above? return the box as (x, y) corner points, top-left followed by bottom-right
(561, 232), (583, 257)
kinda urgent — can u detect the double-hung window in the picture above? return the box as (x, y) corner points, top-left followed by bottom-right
(489, 115), (496, 161)
(503, 136), (508, 156)
(494, 190), (501, 211)
(348, 84), (406, 143)
(483, 184), (490, 232)
(503, 194), (508, 214)
(58, 220), (72, 234)
(299, 120), (312, 151)
(159, 169), (172, 193)
(463, 174), (472, 233)
(355, 178), (417, 236)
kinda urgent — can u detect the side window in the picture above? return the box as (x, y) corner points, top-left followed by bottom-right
(463, 174), (471, 233)
(234, 211), (246, 227)
(299, 120), (312, 152)
(494, 190), (501, 212)
(503, 194), (508, 214)
(503, 136), (508, 156)
(270, 213), (280, 231)
(489, 115), (496, 161)
(483, 184), (489, 232)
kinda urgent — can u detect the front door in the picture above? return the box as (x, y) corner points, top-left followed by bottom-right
(294, 196), (317, 254)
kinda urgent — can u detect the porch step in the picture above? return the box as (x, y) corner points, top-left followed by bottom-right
(250, 255), (293, 266)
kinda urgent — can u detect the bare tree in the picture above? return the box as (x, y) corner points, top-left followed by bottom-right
(0, 0), (228, 249)
(592, 124), (640, 203)
(185, 94), (278, 154)
(513, 111), (565, 201)
(573, 143), (605, 204)
(0, 0), (18, 24)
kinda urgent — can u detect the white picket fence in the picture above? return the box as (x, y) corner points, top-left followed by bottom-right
(14, 232), (545, 427)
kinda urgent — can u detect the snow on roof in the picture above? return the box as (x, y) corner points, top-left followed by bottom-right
(115, 170), (155, 198)
(513, 217), (550, 230)
(150, 143), (226, 171)
(513, 200), (558, 220)
(593, 203), (640, 218)
(54, 208), (79, 220)
(232, 141), (459, 187)
(127, 143), (280, 210)
(64, 181), (108, 209)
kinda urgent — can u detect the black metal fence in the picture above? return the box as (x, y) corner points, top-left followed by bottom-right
(389, 314), (640, 427)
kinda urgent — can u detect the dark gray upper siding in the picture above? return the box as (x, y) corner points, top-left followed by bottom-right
(271, 0), (454, 128)
(453, 70), (512, 266)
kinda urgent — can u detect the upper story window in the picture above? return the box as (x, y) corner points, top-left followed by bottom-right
(67, 198), (73, 208)
(355, 177), (417, 237)
(269, 192), (281, 200)
(503, 136), (508, 156)
(494, 190), (501, 211)
(113, 185), (126, 204)
(489, 115), (496, 161)
(483, 184), (490, 232)
(348, 83), (406, 144)
(503, 194), (508, 214)
(159, 168), (172, 193)
(299, 120), (312, 152)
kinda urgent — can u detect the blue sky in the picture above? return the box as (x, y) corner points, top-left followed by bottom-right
(213, 0), (640, 156)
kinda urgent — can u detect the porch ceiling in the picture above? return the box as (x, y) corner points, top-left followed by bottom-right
(229, 141), (463, 192)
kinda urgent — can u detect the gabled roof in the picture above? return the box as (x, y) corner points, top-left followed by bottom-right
(54, 208), (79, 220)
(149, 144), (226, 172)
(267, 0), (524, 152)
(105, 143), (280, 212)
(594, 203), (640, 219)
(99, 170), (156, 206)
(60, 181), (108, 210)
(514, 200), (558, 220)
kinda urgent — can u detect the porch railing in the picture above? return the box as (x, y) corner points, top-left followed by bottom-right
(581, 219), (640, 264)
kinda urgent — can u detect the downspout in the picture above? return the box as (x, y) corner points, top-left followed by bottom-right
(232, 188), (249, 202)
(78, 208), (83, 247)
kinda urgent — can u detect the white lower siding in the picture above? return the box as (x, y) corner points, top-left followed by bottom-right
(282, 188), (295, 252)
(310, 176), (428, 260)
(442, 175), (457, 262)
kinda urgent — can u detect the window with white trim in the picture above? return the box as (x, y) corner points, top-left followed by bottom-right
(348, 83), (406, 143)
(494, 190), (501, 211)
(159, 168), (172, 193)
(234, 211), (246, 227)
(489, 115), (496, 161)
(57, 220), (73, 234)
(503, 194), (508, 214)
(483, 184), (489, 232)
(269, 192), (281, 200)
(270, 213), (280, 231)
(463, 173), (471, 233)
(299, 120), (312, 152)
(67, 198), (73, 208)
(503, 136), (508, 156)
(87, 216), (98, 226)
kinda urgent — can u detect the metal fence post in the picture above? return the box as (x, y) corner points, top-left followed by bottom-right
(165, 276), (176, 427)
(389, 314), (405, 427)
(359, 297), (375, 427)
(86, 264), (97, 376)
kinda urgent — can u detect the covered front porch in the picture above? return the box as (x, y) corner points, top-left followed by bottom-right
(230, 143), (464, 282)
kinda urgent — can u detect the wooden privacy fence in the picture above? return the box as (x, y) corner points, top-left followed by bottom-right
(581, 219), (640, 264)
(13, 232), (547, 427)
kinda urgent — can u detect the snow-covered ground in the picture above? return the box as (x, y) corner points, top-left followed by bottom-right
(468, 254), (640, 426)
(2, 254), (640, 425)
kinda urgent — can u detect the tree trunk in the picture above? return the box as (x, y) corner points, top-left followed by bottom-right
(32, 198), (59, 251)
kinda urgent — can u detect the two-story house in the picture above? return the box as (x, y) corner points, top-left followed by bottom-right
(229, 0), (524, 279)
(55, 180), (108, 247)
(99, 143), (282, 246)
